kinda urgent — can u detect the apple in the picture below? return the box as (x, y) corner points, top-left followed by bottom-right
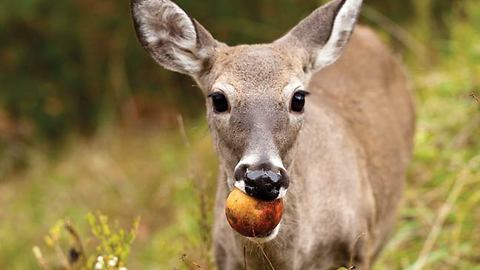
(225, 188), (284, 237)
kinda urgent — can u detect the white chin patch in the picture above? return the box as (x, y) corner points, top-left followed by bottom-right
(233, 180), (246, 193)
(247, 223), (281, 243)
(278, 187), (287, 199)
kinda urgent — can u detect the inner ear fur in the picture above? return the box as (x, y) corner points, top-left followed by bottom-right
(131, 0), (219, 76)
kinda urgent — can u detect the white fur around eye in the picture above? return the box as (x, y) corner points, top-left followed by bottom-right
(211, 82), (237, 107)
(283, 81), (305, 101)
(284, 81), (308, 118)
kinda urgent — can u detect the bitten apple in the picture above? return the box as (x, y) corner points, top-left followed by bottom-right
(225, 188), (284, 237)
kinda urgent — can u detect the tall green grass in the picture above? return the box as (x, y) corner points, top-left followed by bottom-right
(0, 123), (218, 269)
(375, 2), (480, 269)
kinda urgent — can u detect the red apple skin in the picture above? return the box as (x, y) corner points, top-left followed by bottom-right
(225, 188), (284, 237)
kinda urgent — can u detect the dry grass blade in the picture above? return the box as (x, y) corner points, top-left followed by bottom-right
(411, 155), (480, 270)
(54, 243), (71, 270)
(33, 246), (51, 270)
(177, 113), (214, 268)
(256, 243), (275, 270)
(177, 114), (191, 149)
(361, 4), (426, 58)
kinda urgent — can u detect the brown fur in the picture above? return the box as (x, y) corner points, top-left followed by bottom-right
(211, 27), (414, 270)
(131, 0), (415, 269)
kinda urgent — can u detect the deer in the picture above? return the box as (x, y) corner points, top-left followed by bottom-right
(130, 0), (415, 269)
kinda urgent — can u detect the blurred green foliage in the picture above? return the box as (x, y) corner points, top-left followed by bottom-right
(0, 0), (455, 141)
(33, 213), (139, 269)
(0, 0), (466, 179)
(1, 0), (480, 269)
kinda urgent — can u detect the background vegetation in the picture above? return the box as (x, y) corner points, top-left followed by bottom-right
(0, 0), (479, 269)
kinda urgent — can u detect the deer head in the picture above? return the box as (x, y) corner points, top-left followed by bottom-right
(131, 0), (362, 203)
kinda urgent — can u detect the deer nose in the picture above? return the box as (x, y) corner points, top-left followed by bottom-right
(234, 164), (289, 201)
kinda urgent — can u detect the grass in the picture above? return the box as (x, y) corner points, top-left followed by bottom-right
(1, 67), (478, 269)
(0, 123), (218, 269)
(1, 4), (480, 270)
(374, 8), (480, 268)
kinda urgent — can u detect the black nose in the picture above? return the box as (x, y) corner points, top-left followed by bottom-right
(234, 164), (289, 201)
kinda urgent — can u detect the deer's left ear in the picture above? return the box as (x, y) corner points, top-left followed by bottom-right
(131, 0), (219, 77)
(277, 0), (363, 73)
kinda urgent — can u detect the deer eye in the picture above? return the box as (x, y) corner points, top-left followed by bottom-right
(290, 90), (309, 113)
(208, 92), (230, 113)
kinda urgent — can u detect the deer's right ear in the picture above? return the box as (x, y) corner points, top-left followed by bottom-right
(131, 0), (219, 76)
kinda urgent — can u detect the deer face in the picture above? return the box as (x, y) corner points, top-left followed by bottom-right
(132, 0), (362, 229)
(204, 44), (310, 201)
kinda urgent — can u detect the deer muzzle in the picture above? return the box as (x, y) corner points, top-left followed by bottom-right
(234, 162), (289, 201)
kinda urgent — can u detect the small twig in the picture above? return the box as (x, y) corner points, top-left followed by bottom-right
(64, 222), (87, 266)
(470, 91), (479, 104)
(255, 243), (275, 270)
(181, 254), (205, 269)
(243, 245), (248, 270)
(348, 232), (367, 269)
